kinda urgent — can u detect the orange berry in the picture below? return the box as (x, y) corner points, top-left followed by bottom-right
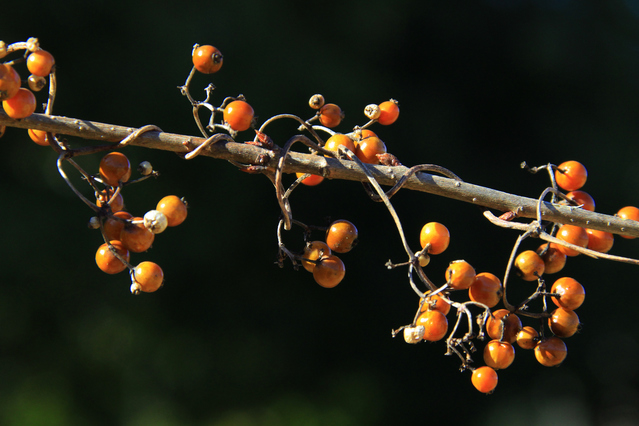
(516, 326), (539, 350)
(312, 255), (345, 288)
(534, 337), (567, 367)
(585, 228), (614, 253)
(103, 211), (133, 241)
(617, 206), (639, 239)
(415, 309), (448, 341)
(468, 272), (502, 308)
(420, 294), (451, 316)
(224, 100), (254, 132)
(325, 220), (358, 253)
(96, 189), (124, 213)
(445, 260), (476, 290)
(120, 217), (155, 253)
(550, 277), (585, 311)
(355, 136), (387, 164)
(296, 173), (324, 186)
(156, 195), (188, 227)
(133, 261), (164, 293)
(471, 366), (498, 394)
(95, 241), (130, 274)
(324, 134), (356, 155)
(555, 161), (587, 191)
(301, 241), (331, 273)
(548, 308), (580, 338)
(28, 128), (49, 146)
(514, 250), (545, 281)
(99, 152), (131, 187)
(419, 222), (450, 255)
(192, 45), (223, 74)
(564, 190), (595, 212)
(0, 64), (21, 101)
(555, 224), (588, 257)
(483, 340), (515, 370)
(536, 243), (566, 274)
(319, 103), (344, 128)
(486, 309), (522, 343)
(377, 100), (400, 125)
(2, 88), (36, 119)
(26, 49), (55, 77)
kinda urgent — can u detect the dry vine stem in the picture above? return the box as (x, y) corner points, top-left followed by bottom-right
(2, 112), (639, 238)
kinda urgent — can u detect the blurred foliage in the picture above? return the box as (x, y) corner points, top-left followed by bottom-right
(2, 0), (639, 424)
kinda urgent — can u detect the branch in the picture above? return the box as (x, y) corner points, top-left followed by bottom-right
(3, 112), (639, 238)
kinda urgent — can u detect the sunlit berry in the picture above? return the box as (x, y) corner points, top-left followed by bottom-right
(516, 326), (539, 350)
(548, 307), (580, 338)
(377, 99), (400, 125)
(584, 228), (614, 253)
(617, 206), (639, 239)
(296, 173), (324, 186)
(555, 224), (588, 257)
(445, 260), (476, 290)
(28, 128), (49, 146)
(514, 250), (545, 281)
(132, 261), (164, 293)
(534, 337), (567, 367)
(103, 211), (133, 241)
(324, 134), (356, 155)
(550, 277), (585, 311)
(301, 241), (331, 273)
(420, 293), (451, 316)
(0, 64), (21, 101)
(192, 45), (223, 74)
(95, 241), (130, 274)
(468, 272), (502, 308)
(325, 220), (358, 253)
(312, 255), (346, 288)
(2, 88), (36, 119)
(319, 103), (344, 128)
(536, 243), (566, 274)
(99, 152), (131, 187)
(419, 222), (450, 255)
(156, 195), (188, 227)
(471, 366), (498, 394)
(564, 190), (595, 212)
(486, 309), (522, 343)
(483, 340), (515, 370)
(96, 189), (124, 213)
(224, 100), (254, 131)
(555, 161), (587, 191)
(120, 217), (155, 253)
(415, 309), (448, 341)
(355, 136), (387, 164)
(26, 49), (55, 77)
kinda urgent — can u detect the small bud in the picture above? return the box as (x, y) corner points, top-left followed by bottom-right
(26, 37), (39, 52)
(417, 251), (430, 267)
(88, 216), (101, 229)
(143, 210), (168, 234)
(138, 161), (153, 176)
(0, 41), (7, 59)
(404, 325), (425, 344)
(28, 75), (47, 92)
(309, 94), (325, 110)
(364, 104), (381, 120)
(130, 282), (142, 295)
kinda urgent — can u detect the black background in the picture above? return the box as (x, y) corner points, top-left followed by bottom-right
(2, 0), (639, 424)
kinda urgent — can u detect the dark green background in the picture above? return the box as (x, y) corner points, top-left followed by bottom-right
(2, 0), (639, 424)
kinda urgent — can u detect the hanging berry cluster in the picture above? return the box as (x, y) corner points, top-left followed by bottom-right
(4, 39), (639, 393)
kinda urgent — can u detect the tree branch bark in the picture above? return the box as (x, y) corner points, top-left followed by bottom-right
(3, 112), (639, 238)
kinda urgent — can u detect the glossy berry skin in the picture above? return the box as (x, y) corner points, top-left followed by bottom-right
(301, 241), (331, 273)
(319, 103), (344, 128)
(419, 222), (450, 255)
(28, 128), (49, 146)
(420, 294), (451, 316)
(296, 173), (324, 186)
(99, 152), (131, 187)
(468, 272), (502, 308)
(103, 211), (133, 241)
(534, 337), (567, 367)
(324, 134), (356, 154)
(445, 260), (476, 290)
(555, 161), (587, 191)
(514, 250), (545, 281)
(192, 45), (223, 74)
(415, 309), (448, 341)
(325, 220), (358, 253)
(95, 241), (130, 274)
(483, 340), (515, 370)
(516, 326), (539, 350)
(555, 225), (588, 257)
(0, 64), (21, 101)
(550, 277), (585, 311)
(486, 309), (522, 344)
(536, 243), (566, 274)
(313, 255), (345, 288)
(564, 190), (595, 212)
(377, 100), (400, 125)
(133, 261), (164, 293)
(156, 195), (188, 227)
(96, 189), (124, 213)
(585, 229), (614, 253)
(617, 206), (639, 239)
(355, 136), (387, 164)
(26, 49), (55, 77)
(471, 366), (498, 394)
(548, 308), (580, 338)
(224, 100), (254, 131)
(2, 88), (36, 119)
(120, 218), (155, 253)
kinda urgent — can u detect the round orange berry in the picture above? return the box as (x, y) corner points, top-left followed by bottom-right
(28, 128), (49, 146)
(0, 64), (21, 101)
(536, 243), (566, 274)
(471, 366), (498, 394)
(550, 277), (585, 311)
(301, 241), (331, 273)
(564, 190), (595, 212)
(103, 211), (133, 242)
(324, 134), (356, 155)
(133, 261), (164, 293)
(296, 173), (324, 186)
(483, 340), (515, 370)
(120, 218), (155, 253)
(516, 326), (539, 350)
(355, 136), (387, 164)
(2, 88), (36, 119)
(377, 100), (400, 125)
(415, 309), (448, 341)
(534, 337), (567, 367)
(319, 103), (344, 128)
(312, 255), (346, 288)
(555, 224), (588, 257)
(156, 195), (188, 227)
(95, 241), (130, 274)
(445, 260), (476, 290)
(468, 272), (502, 308)
(224, 100), (254, 131)
(325, 220), (358, 254)
(617, 206), (639, 239)
(420, 294), (451, 316)
(514, 250), (545, 281)
(26, 49), (55, 77)
(548, 308), (580, 338)
(192, 45), (223, 74)
(419, 222), (450, 255)
(555, 161), (587, 191)
(99, 152), (131, 187)
(585, 228), (614, 253)
(486, 309), (522, 344)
